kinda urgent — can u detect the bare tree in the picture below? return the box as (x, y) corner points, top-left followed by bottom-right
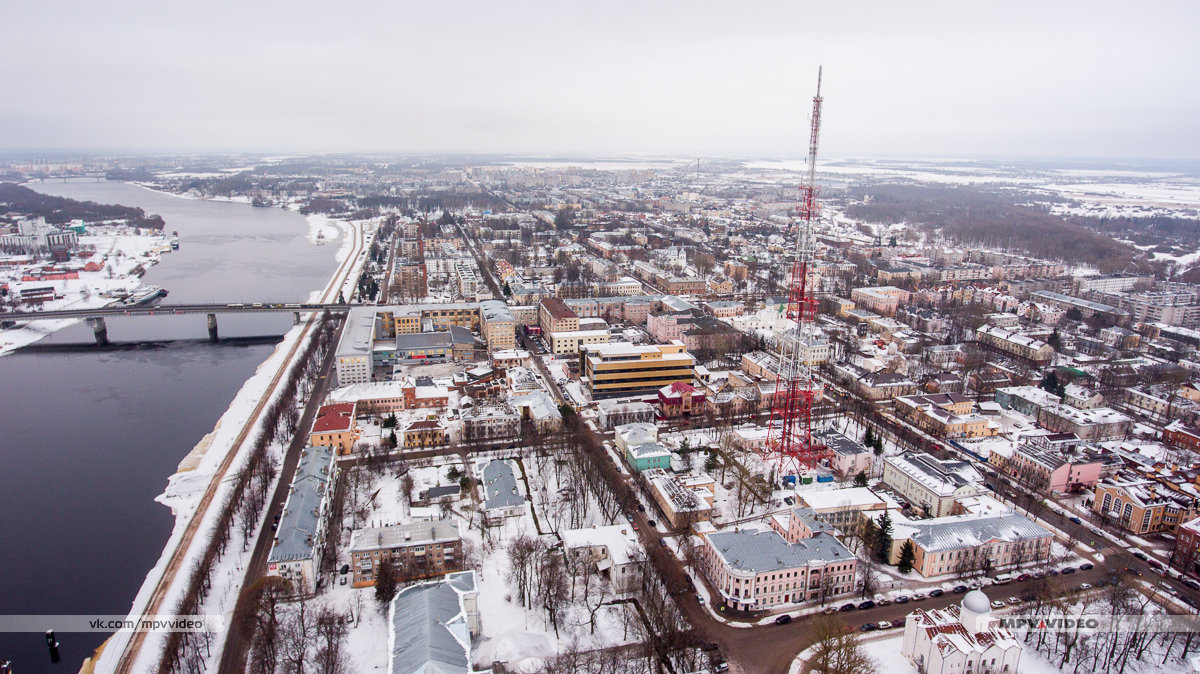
(808, 612), (879, 674)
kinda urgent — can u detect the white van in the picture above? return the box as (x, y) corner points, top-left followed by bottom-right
(992, 573), (1014, 585)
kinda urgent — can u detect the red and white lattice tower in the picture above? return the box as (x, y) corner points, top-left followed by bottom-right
(762, 67), (831, 476)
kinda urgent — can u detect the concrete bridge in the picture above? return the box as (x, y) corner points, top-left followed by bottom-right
(1, 302), (358, 344)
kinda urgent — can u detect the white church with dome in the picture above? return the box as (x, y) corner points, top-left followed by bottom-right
(901, 589), (1023, 674)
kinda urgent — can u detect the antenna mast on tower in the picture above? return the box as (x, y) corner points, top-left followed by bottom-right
(762, 67), (831, 475)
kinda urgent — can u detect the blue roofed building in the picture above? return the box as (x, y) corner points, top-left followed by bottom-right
(388, 570), (487, 674)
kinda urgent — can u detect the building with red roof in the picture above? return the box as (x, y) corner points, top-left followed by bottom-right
(310, 402), (358, 455)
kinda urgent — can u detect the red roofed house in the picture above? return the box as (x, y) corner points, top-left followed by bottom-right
(403, 420), (448, 448)
(657, 381), (705, 418)
(310, 403), (358, 455)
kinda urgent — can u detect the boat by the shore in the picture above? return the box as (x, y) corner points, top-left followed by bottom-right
(122, 285), (168, 307)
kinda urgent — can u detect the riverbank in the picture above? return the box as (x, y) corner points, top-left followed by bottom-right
(0, 226), (172, 356)
(92, 215), (366, 673)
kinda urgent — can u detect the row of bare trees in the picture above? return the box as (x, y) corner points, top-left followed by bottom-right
(159, 314), (341, 674)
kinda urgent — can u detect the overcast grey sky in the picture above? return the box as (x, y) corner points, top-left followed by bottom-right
(4, 1), (1198, 159)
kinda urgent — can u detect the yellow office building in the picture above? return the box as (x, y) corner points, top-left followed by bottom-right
(581, 340), (696, 399)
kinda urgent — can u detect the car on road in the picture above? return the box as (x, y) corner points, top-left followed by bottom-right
(1148, 559), (1164, 571)
(1069, 516), (1082, 524)
(712, 660), (729, 673)
(700, 642), (719, 651)
(895, 596), (910, 604)
(877, 620), (892, 629)
(1132, 550), (1149, 561)
(1079, 563), (1094, 571)
(1079, 583), (1093, 591)
(775, 614), (793, 625)
(1183, 578), (1200, 591)
(1090, 527), (1104, 537)
(1061, 567), (1077, 575)
(860, 623), (877, 632)
(912, 592), (927, 601)
(1047, 569), (1059, 576)
(696, 594), (705, 605)
(1160, 582), (1179, 596)
(823, 606), (837, 615)
(929, 589), (944, 597)
(840, 603), (857, 612)
(891, 618), (906, 628)
(647, 520), (657, 528)
(1017, 573), (1032, 581)
(637, 504), (645, 512)
(631, 522), (639, 531)
(858, 600), (875, 610)
(339, 575), (346, 585)
(990, 600), (1006, 609)
(1007, 597), (1021, 605)
(625, 513), (634, 522)
(340, 564), (350, 575)
(658, 539), (669, 548)
(952, 585), (968, 594)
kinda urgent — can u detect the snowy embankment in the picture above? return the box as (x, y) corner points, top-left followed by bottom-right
(94, 322), (316, 673)
(303, 213), (343, 246)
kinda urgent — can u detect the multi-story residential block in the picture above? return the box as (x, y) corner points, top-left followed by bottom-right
(974, 324), (1054, 365)
(1169, 516), (1200, 577)
(334, 306), (376, 386)
(310, 402), (358, 455)
(579, 340), (695, 399)
(1030, 290), (1130, 324)
(479, 299), (516, 351)
(1036, 404), (1131, 441)
(850, 286), (910, 316)
(348, 520), (463, 587)
(460, 404), (520, 442)
(267, 446), (338, 594)
(882, 452), (983, 517)
(538, 297), (579, 334)
(894, 393), (997, 439)
(1008, 443), (1105, 493)
(1164, 419), (1200, 452)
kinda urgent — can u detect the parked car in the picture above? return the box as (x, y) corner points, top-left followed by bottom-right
(1007, 597), (1021, 605)
(990, 600), (1006, 609)
(775, 614), (793, 625)
(877, 620), (892, 629)
(1069, 516), (1082, 524)
(1090, 527), (1104, 537)
(823, 606), (837, 615)
(1061, 567), (1077, 575)
(1132, 550), (1149, 561)
(339, 575), (346, 585)
(647, 520), (657, 528)
(912, 592), (927, 601)
(1079, 563), (1094, 571)
(340, 564), (350, 575)
(1047, 569), (1060, 576)
(1079, 583), (1093, 591)
(860, 623), (877, 632)
(858, 600), (875, 610)
(625, 513), (634, 522)
(891, 617), (906, 628)
(895, 596), (910, 604)
(1182, 578), (1200, 591)
(840, 603), (857, 612)
(712, 660), (729, 673)
(696, 594), (705, 605)
(953, 585), (968, 594)
(1017, 573), (1032, 581)
(929, 589), (944, 597)
(637, 504), (646, 512)
(1149, 559), (1164, 570)
(1032, 571), (1046, 579)
(878, 597), (893, 606)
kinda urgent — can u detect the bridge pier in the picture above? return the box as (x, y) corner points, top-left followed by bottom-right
(207, 313), (219, 342)
(87, 317), (108, 346)
(292, 311), (301, 326)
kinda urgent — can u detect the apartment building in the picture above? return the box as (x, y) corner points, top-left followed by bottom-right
(850, 286), (910, 316)
(267, 446), (338, 594)
(1036, 404), (1132, 441)
(974, 324), (1054, 366)
(1008, 443), (1105, 493)
(994, 386), (1062, 418)
(894, 393), (997, 439)
(334, 306), (376, 386)
(891, 512), (1052, 577)
(310, 402), (358, 455)
(644, 468), (714, 528)
(549, 329), (611, 355)
(479, 299), (516, 350)
(539, 297), (579, 334)
(579, 340), (696, 399)
(348, 520), (463, 587)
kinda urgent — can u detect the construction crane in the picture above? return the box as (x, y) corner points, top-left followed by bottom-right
(762, 67), (832, 477)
